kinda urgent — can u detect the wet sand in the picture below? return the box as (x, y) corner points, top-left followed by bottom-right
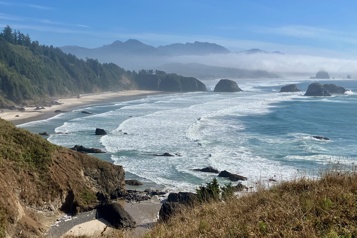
(0, 90), (161, 125)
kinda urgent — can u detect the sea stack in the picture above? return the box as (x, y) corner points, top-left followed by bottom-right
(304, 83), (346, 96)
(214, 79), (242, 92)
(315, 70), (330, 79)
(280, 84), (301, 92)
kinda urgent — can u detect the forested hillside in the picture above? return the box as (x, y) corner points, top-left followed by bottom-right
(0, 26), (206, 107)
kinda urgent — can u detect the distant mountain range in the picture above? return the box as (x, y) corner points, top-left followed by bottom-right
(60, 40), (282, 78)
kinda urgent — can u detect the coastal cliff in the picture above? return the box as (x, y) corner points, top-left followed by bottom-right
(0, 119), (125, 237)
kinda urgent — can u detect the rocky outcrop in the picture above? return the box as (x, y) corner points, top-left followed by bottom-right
(315, 70), (330, 79)
(159, 192), (197, 222)
(214, 79), (242, 92)
(193, 166), (219, 173)
(305, 83), (346, 96)
(96, 202), (136, 228)
(70, 145), (106, 153)
(218, 170), (247, 181)
(280, 84), (301, 92)
(0, 118), (126, 237)
(95, 128), (107, 135)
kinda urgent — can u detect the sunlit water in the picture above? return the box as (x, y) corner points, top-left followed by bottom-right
(20, 78), (357, 192)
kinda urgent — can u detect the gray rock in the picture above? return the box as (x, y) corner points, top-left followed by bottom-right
(218, 170), (247, 181)
(95, 128), (107, 135)
(280, 84), (300, 92)
(304, 83), (346, 96)
(214, 79), (242, 92)
(193, 166), (219, 173)
(315, 70), (330, 79)
(96, 202), (136, 228)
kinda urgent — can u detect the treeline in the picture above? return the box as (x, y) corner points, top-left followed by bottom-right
(0, 26), (206, 107)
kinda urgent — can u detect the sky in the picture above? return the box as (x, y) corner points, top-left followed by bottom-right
(0, 0), (357, 60)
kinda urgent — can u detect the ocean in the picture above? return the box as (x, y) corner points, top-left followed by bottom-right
(19, 78), (357, 192)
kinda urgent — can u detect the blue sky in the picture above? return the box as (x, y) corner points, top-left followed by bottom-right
(1, 0), (357, 58)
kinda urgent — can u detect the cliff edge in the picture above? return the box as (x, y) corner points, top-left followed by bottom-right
(0, 119), (125, 237)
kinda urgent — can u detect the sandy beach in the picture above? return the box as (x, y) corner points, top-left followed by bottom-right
(0, 90), (161, 125)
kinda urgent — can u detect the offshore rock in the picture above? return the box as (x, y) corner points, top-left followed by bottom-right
(315, 70), (330, 79)
(218, 170), (248, 181)
(305, 83), (346, 96)
(95, 128), (107, 135)
(214, 79), (242, 92)
(193, 166), (219, 173)
(71, 145), (106, 153)
(280, 84), (301, 92)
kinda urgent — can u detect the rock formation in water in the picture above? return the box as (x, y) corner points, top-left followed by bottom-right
(315, 70), (330, 79)
(214, 79), (242, 92)
(305, 83), (346, 96)
(280, 84), (301, 92)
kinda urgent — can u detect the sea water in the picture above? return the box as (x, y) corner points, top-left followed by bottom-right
(20, 78), (357, 192)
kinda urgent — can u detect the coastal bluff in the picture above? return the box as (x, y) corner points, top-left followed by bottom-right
(0, 119), (125, 237)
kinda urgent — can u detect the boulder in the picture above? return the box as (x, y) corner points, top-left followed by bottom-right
(214, 79), (242, 92)
(39, 132), (49, 136)
(125, 180), (143, 186)
(280, 84), (300, 92)
(96, 202), (136, 228)
(159, 192), (197, 222)
(95, 128), (107, 135)
(305, 83), (346, 96)
(193, 166), (219, 173)
(218, 170), (247, 181)
(167, 192), (197, 205)
(159, 202), (185, 222)
(70, 145), (105, 153)
(315, 70), (330, 79)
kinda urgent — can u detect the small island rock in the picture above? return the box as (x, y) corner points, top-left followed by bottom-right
(214, 79), (242, 92)
(280, 84), (301, 92)
(305, 83), (346, 96)
(315, 70), (330, 79)
(95, 128), (107, 135)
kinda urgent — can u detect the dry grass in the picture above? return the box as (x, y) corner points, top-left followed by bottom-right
(146, 171), (357, 238)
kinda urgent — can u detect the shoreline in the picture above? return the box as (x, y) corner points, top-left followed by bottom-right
(0, 90), (163, 126)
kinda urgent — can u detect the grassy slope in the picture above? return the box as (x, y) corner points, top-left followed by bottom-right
(147, 172), (357, 238)
(0, 119), (125, 237)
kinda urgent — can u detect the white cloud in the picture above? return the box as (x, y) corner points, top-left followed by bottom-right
(170, 53), (357, 76)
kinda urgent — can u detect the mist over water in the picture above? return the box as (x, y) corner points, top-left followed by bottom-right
(20, 78), (357, 192)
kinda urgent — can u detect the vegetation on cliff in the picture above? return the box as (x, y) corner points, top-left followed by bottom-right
(0, 118), (125, 237)
(147, 171), (357, 238)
